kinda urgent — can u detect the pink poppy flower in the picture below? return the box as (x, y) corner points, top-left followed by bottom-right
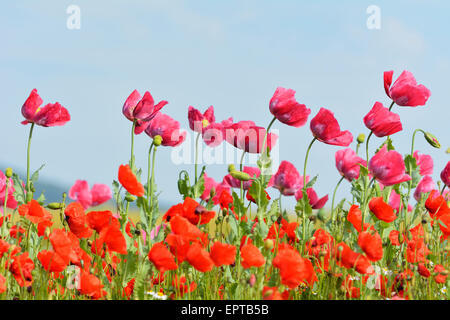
(268, 161), (301, 196)
(225, 121), (278, 154)
(384, 70), (431, 107)
(440, 161), (450, 188)
(211, 182), (232, 205)
(388, 190), (412, 214)
(335, 148), (367, 181)
(0, 171), (17, 209)
(200, 173), (219, 202)
(122, 90), (168, 134)
(21, 89), (70, 127)
(369, 145), (411, 186)
(295, 187), (328, 209)
(145, 112), (186, 147)
(414, 176), (436, 202)
(413, 151), (433, 176)
(269, 87), (311, 127)
(224, 166), (261, 190)
(69, 180), (112, 209)
(188, 106), (233, 147)
(363, 102), (402, 137)
(310, 108), (353, 146)
(188, 106), (215, 133)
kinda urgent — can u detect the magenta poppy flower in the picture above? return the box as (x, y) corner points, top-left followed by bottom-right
(188, 106), (233, 147)
(224, 166), (261, 190)
(188, 106), (216, 133)
(122, 90), (168, 134)
(69, 180), (112, 209)
(389, 190), (412, 214)
(335, 148), (366, 181)
(369, 145), (411, 186)
(413, 151), (433, 176)
(200, 173), (219, 202)
(441, 161), (450, 188)
(211, 182), (232, 205)
(0, 171), (17, 209)
(268, 161), (301, 196)
(384, 71), (431, 107)
(269, 87), (311, 127)
(414, 176), (436, 202)
(145, 112), (186, 147)
(310, 108), (353, 146)
(295, 188), (328, 209)
(21, 89), (70, 127)
(363, 102), (402, 137)
(225, 121), (278, 154)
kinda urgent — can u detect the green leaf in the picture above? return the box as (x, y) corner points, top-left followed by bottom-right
(30, 164), (45, 184)
(305, 175), (318, 188)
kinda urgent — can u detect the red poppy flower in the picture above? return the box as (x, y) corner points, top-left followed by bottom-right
(269, 87), (311, 127)
(240, 243), (265, 269)
(165, 233), (190, 263)
(79, 271), (107, 299)
(186, 242), (214, 272)
(273, 247), (317, 288)
(118, 164), (145, 197)
(96, 224), (128, 255)
(169, 215), (205, 243)
(406, 238), (430, 263)
(18, 199), (52, 224)
(180, 197), (216, 225)
(9, 252), (35, 287)
(262, 286), (286, 300)
(0, 275), (5, 294)
(49, 229), (79, 265)
(172, 275), (197, 298)
(64, 202), (93, 238)
(38, 250), (68, 273)
(209, 241), (236, 267)
(389, 230), (402, 246)
(369, 197), (397, 223)
(310, 108), (353, 146)
(425, 190), (449, 219)
(86, 210), (120, 233)
(417, 263), (431, 278)
(363, 101), (402, 137)
(347, 205), (369, 233)
(357, 228), (383, 262)
(21, 89), (70, 127)
(384, 70), (431, 107)
(148, 242), (178, 273)
(335, 242), (374, 275)
(434, 265), (448, 284)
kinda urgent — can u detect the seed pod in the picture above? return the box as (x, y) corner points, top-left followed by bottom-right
(264, 239), (274, 250)
(153, 135), (163, 146)
(228, 164), (236, 173)
(47, 202), (63, 210)
(229, 170), (251, 181)
(357, 133), (366, 144)
(5, 167), (13, 178)
(125, 194), (136, 202)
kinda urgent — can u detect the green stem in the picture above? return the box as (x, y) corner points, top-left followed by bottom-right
(130, 120), (137, 170)
(194, 132), (201, 184)
(365, 131), (373, 167)
(302, 137), (316, 249)
(147, 142), (155, 201)
(361, 178), (376, 232)
(331, 176), (345, 223)
(148, 145), (158, 246)
(441, 185), (447, 196)
(26, 123), (35, 195)
(388, 100), (395, 111)
(261, 116), (277, 157)
(239, 149), (246, 201)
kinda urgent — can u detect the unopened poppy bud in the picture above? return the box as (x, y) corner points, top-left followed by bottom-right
(228, 164), (236, 173)
(357, 133), (365, 144)
(153, 135), (163, 146)
(209, 188), (216, 198)
(5, 167), (13, 178)
(26, 192), (33, 203)
(47, 202), (63, 210)
(45, 227), (51, 238)
(249, 274), (256, 287)
(264, 239), (274, 250)
(230, 170), (251, 181)
(424, 132), (441, 149)
(125, 194), (136, 202)
(446, 147), (450, 154)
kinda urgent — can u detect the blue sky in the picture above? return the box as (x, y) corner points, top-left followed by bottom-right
(1, 0), (449, 208)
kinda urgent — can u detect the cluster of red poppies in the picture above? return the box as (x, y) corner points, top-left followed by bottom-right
(0, 69), (449, 300)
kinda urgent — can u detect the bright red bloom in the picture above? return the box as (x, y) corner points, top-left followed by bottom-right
(164, 197), (215, 225)
(357, 229), (383, 262)
(49, 229), (79, 265)
(240, 243), (265, 269)
(18, 199), (52, 224)
(310, 108), (353, 146)
(172, 275), (197, 298)
(335, 148), (366, 181)
(38, 250), (68, 273)
(389, 230), (402, 246)
(64, 202), (93, 238)
(21, 89), (70, 127)
(225, 120), (278, 154)
(418, 263), (431, 278)
(186, 242), (214, 272)
(369, 145), (411, 186)
(165, 233), (190, 263)
(306, 229), (334, 272)
(413, 151), (433, 176)
(347, 205), (369, 233)
(145, 112), (186, 147)
(425, 190), (449, 219)
(269, 87), (311, 127)
(384, 70), (431, 107)
(406, 238), (430, 263)
(369, 197), (397, 223)
(363, 101), (402, 137)
(434, 265), (448, 284)
(122, 89), (168, 134)
(262, 286), (287, 300)
(96, 224), (128, 255)
(170, 215), (206, 243)
(9, 252), (35, 287)
(209, 241), (236, 267)
(273, 247), (317, 288)
(118, 164), (145, 197)
(335, 242), (374, 275)
(441, 161), (450, 188)
(79, 271), (107, 299)
(0, 274), (5, 294)
(148, 242), (178, 273)
(69, 180), (111, 209)
(86, 210), (119, 233)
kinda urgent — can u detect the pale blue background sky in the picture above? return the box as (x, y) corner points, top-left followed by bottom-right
(1, 0), (449, 208)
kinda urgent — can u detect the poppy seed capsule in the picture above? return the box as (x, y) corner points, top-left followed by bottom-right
(357, 133), (365, 144)
(264, 239), (274, 250)
(153, 135), (162, 146)
(5, 167), (13, 178)
(125, 194), (136, 202)
(47, 202), (63, 210)
(424, 132), (441, 149)
(228, 164), (236, 173)
(229, 171), (251, 181)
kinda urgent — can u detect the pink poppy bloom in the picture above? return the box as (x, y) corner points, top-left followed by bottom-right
(414, 176), (436, 202)
(310, 108), (353, 146)
(21, 89), (70, 127)
(0, 171), (17, 209)
(441, 161), (450, 188)
(145, 112), (186, 147)
(188, 106), (233, 147)
(225, 121), (278, 154)
(269, 87), (311, 127)
(268, 161), (301, 196)
(69, 180), (112, 209)
(388, 190), (412, 214)
(295, 187), (328, 209)
(224, 166), (261, 190)
(384, 70), (431, 107)
(335, 148), (367, 181)
(200, 173), (219, 202)
(188, 106), (215, 133)
(363, 102), (402, 137)
(211, 182), (232, 206)
(122, 90), (168, 134)
(413, 151), (433, 176)
(369, 145), (411, 186)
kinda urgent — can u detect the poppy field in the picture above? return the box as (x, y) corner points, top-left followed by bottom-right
(1, 70), (449, 301)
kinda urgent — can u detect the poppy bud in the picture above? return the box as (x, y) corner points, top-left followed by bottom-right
(45, 227), (51, 238)
(424, 132), (441, 149)
(47, 202), (63, 210)
(125, 194), (136, 202)
(317, 208), (329, 222)
(357, 133), (366, 144)
(446, 147), (450, 154)
(6, 222), (12, 229)
(264, 239), (274, 250)
(249, 274), (256, 287)
(26, 192), (33, 203)
(5, 167), (13, 178)
(153, 135), (163, 146)
(229, 171), (251, 181)
(263, 289), (274, 298)
(228, 164), (236, 173)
